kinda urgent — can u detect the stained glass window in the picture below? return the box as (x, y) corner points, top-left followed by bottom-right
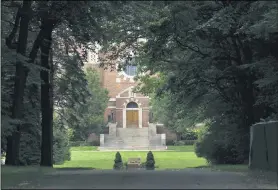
(124, 65), (137, 76)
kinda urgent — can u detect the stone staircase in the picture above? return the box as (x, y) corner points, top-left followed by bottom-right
(99, 123), (167, 150)
(99, 128), (149, 150)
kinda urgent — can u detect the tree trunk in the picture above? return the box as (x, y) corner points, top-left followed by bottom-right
(5, 0), (32, 166)
(40, 18), (56, 167)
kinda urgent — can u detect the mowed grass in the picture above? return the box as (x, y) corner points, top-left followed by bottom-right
(2, 146), (250, 188)
(55, 145), (208, 169)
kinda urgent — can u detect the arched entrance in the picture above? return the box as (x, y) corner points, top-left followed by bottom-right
(126, 102), (139, 128)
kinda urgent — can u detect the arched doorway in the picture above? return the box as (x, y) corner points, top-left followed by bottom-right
(126, 102), (139, 128)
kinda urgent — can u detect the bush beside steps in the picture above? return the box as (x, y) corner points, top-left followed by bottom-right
(146, 151), (155, 170)
(113, 152), (123, 170)
(114, 151), (157, 170)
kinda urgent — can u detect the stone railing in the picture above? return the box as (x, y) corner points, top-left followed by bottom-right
(149, 134), (166, 147)
(108, 122), (117, 137)
(148, 122), (157, 136)
(148, 122), (166, 147)
(100, 122), (117, 147)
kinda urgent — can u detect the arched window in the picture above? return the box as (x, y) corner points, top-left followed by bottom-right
(126, 102), (138, 108)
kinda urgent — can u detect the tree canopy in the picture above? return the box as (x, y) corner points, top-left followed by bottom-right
(2, 0), (278, 166)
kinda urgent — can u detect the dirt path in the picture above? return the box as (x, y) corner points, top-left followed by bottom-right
(22, 169), (277, 189)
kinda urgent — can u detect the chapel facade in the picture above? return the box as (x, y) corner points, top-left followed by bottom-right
(84, 50), (150, 128)
(83, 49), (167, 150)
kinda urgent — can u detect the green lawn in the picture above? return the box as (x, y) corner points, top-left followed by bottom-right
(2, 146), (250, 188)
(55, 145), (208, 169)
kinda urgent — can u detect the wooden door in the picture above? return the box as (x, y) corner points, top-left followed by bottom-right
(126, 110), (139, 128)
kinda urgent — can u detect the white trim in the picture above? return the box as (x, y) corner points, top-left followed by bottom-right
(123, 108), (126, 128)
(109, 98), (116, 101)
(123, 99), (142, 108)
(107, 106), (116, 108)
(116, 86), (134, 98)
(139, 108), (142, 128)
(122, 101), (143, 128)
(126, 108), (139, 110)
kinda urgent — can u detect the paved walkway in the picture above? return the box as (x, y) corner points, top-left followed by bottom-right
(31, 169), (277, 189)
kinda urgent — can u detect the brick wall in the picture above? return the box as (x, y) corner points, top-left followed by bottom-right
(84, 56), (151, 128)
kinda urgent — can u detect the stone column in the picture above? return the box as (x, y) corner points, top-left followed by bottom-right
(139, 108), (143, 128)
(161, 134), (166, 146)
(108, 122), (117, 136)
(123, 108), (126, 128)
(100, 134), (105, 146)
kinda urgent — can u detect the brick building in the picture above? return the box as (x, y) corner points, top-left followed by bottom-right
(85, 50), (150, 128)
(84, 49), (166, 150)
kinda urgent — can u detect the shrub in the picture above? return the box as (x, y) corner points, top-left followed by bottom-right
(181, 129), (198, 140)
(183, 140), (197, 145)
(174, 140), (185, 146)
(194, 118), (247, 164)
(146, 151), (155, 170)
(113, 152), (123, 170)
(18, 124), (41, 165)
(166, 139), (175, 145)
(90, 140), (100, 146)
(53, 120), (71, 165)
(87, 133), (100, 146)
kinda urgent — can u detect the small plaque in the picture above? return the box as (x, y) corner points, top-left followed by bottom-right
(127, 157), (141, 169)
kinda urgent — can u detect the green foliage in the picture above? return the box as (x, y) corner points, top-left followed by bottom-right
(65, 67), (109, 142)
(181, 129), (198, 141)
(18, 125), (41, 165)
(174, 141), (185, 146)
(113, 152), (123, 170)
(69, 141), (100, 147)
(195, 117), (247, 164)
(173, 140), (197, 146)
(150, 92), (205, 134)
(166, 140), (175, 146)
(123, 1), (278, 164)
(53, 116), (71, 165)
(2, 0), (278, 167)
(1, 0), (128, 166)
(146, 151), (155, 170)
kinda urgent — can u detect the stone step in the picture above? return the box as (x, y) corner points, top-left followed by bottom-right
(116, 129), (149, 137)
(98, 146), (167, 151)
(105, 137), (150, 147)
(107, 141), (150, 146)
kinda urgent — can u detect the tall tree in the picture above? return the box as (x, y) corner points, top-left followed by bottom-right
(66, 67), (109, 141)
(5, 0), (32, 165)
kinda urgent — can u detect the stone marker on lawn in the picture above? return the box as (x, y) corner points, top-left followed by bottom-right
(127, 157), (141, 169)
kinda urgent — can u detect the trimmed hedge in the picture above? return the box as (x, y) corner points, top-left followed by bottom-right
(113, 152), (123, 170)
(146, 151), (155, 170)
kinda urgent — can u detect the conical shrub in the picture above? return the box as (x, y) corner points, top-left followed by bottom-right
(146, 151), (155, 170)
(113, 152), (123, 170)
